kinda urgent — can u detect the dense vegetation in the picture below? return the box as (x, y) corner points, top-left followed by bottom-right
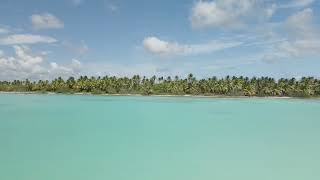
(1, 74), (320, 97)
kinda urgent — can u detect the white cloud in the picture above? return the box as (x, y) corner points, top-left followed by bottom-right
(261, 8), (320, 61)
(277, 40), (320, 57)
(284, 8), (316, 38)
(190, 0), (261, 28)
(14, 46), (43, 66)
(0, 46), (83, 80)
(143, 37), (170, 54)
(0, 45), (46, 80)
(0, 34), (57, 45)
(49, 62), (75, 77)
(143, 36), (242, 56)
(280, 8), (319, 56)
(0, 46), (160, 80)
(0, 28), (9, 34)
(265, 4), (277, 19)
(286, 8), (313, 25)
(189, 0), (316, 29)
(50, 62), (59, 69)
(71, 59), (82, 69)
(48, 59), (84, 78)
(31, 13), (64, 29)
(71, 59), (81, 68)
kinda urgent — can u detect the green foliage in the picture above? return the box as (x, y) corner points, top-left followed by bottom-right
(1, 75), (320, 97)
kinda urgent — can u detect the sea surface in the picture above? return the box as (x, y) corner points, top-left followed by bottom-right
(1, 94), (320, 180)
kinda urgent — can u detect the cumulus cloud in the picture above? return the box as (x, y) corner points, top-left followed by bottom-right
(48, 62), (75, 77)
(190, 0), (263, 28)
(279, 8), (319, 56)
(0, 46), (82, 80)
(0, 47), (160, 80)
(31, 13), (64, 29)
(190, 0), (317, 29)
(261, 8), (320, 62)
(0, 34), (57, 45)
(51, 59), (83, 76)
(284, 8), (317, 38)
(277, 40), (320, 57)
(286, 8), (313, 25)
(14, 46), (43, 66)
(260, 0), (316, 24)
(0, 46), (46, 80)
(0, 46), (160, 80)
(143, 37), (170, 54)
(48, 59), (84, 79)
(143, 36), (242, 56)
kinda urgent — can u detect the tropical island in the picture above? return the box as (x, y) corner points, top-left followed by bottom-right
(1, 74), (320, 97)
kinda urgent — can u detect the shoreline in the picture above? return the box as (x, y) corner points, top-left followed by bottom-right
(0, 91), (314, 99)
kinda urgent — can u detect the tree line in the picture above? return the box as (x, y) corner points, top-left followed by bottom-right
(1, 74), (320, 97)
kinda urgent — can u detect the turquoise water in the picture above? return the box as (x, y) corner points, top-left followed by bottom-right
(1, 94), (320, 180)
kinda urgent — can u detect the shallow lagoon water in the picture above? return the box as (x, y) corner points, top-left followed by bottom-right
(1, 94), (320, 180)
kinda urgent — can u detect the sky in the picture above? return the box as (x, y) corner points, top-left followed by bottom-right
(0, 0), (319, 80)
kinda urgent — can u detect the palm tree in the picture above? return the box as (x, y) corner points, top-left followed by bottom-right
(1, 75), (320, 97)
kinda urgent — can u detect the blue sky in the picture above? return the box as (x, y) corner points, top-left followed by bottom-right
(0, 0), (319, 80)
